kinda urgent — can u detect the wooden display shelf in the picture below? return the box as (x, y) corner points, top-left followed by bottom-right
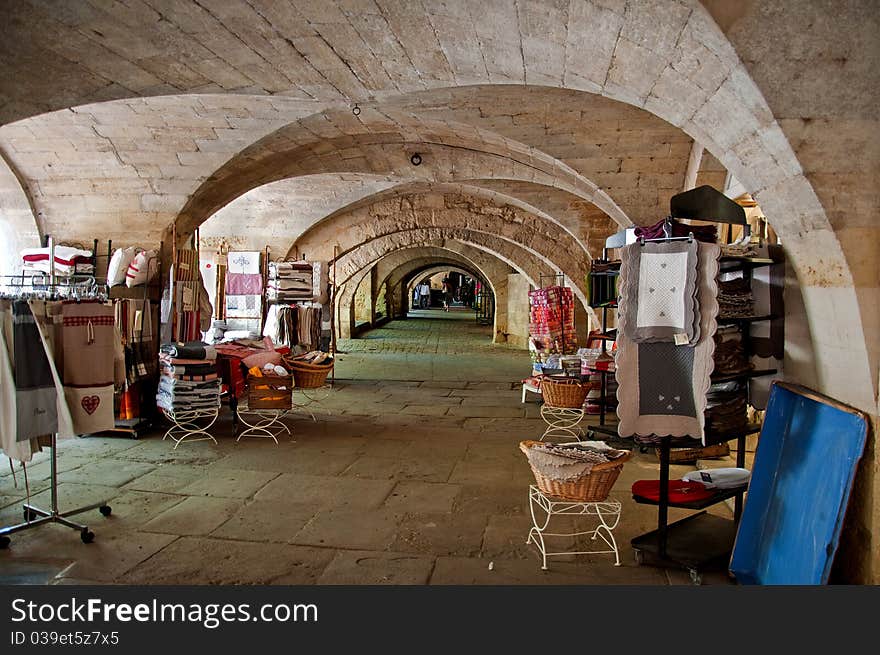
(716, 314), (778, 325)
(631, 512), (738, 580)
(710, 369), (777, 384)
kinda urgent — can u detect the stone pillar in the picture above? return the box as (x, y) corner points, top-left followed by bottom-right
(504, 273), (530, 348)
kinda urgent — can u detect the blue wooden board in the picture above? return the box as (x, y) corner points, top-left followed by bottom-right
(730, 382), (868, 584)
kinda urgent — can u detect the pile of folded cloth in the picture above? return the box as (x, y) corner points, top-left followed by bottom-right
(720, 239), (760, 258)
(157, 341), (221, 413)
(634, 218), (717, 243)
(21, 246), (94, 276)
(268, 261), (314, 302)
(713, 326), (752, 376)
(214, 336), (290, 399)
(704, 380), (749, 434)
(524, 441), (629, 481)
(718, 276), (754, 318)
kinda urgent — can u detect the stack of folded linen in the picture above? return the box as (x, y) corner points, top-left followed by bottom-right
(718, 276), (754, 319)
(267, 261), (314, 302)
(21, 246), (94, 275)
(157, 341), (220, 413)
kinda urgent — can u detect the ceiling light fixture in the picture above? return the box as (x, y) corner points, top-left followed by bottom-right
(410, 153), (422, 166)
(352, 104), (361, 116)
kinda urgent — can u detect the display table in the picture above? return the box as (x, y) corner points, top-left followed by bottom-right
(526, 485), (622, 569)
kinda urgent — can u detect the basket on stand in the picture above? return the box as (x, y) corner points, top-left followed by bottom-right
(541, 377), (593, 408)
(247, 374), (293, 409)
(519, 440), (631, 502)
(283, 357), (333, 389)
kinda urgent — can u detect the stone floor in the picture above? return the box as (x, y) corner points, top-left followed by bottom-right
(0, 310), (741, 585)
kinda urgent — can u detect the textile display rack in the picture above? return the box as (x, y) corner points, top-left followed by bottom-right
(0, 238), (112, 549)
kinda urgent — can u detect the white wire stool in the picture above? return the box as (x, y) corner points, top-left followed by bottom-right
(539, 405), (587, 441)
(160, 406), (219, 449)
(236, 401), (294, 444)
(526, 485), (622, 569)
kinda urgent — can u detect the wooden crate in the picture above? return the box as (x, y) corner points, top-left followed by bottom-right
(247, 374), (293, 409)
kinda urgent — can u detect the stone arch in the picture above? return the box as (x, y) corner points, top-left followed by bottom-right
(0, 150), (41, 274)
(294, 192), (590, 308)
(335, 244), (511, 341)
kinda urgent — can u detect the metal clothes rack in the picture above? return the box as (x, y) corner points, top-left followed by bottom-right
(0, 237), (111, 549)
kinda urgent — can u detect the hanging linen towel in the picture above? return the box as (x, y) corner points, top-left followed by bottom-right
(618, 239), (699, 344)
(28, 300), (75, 440)
(62, 301), (116, 434)
(226, 251), (262, 295)
(1, 300), (37, 462)
(616, 241), (720, 443)
(63, 386), (114, 435)
(12, 301), (58, 441)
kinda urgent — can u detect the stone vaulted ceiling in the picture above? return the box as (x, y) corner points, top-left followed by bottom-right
(0, 0), (876, 426)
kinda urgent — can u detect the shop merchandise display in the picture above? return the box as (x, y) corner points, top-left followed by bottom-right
(681, 467), (750, 490)
(157, 341), (221, 413)
(717, 275), (754, 318)
(106, 247), (137, 285)
(525, 441), (629, 481)
(712, 326), (751, 376)
(618, 239), (700, 344)
(124, 249), (158, 288)
(704, 380), (749, 434)
(615, 240), (721, 443)
(528, 285), (577, 356)
(20, 246), (94, 276)
(267, 261), (328, 303)
(634, 217), (717, 243)
(225, 251), (262, 296)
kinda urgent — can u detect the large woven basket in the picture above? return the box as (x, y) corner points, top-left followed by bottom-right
(284, 358), (333, 389)
(541, 378), (592, 408)
(519, 440), (631, 502)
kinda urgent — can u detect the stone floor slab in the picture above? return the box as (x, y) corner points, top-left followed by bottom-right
(392, 512), (489, 557)
(317, 550), (435, 584)
(254, 473), (395, 509)
(292, 508), (401, 550)
(383, 481), (461, 514)
(119, 537), (334, 584)
(141, 496), (241, 536)
(58, 459), (156, 487)
(211, 501), (317, 543)
(178, 468), (278, 499)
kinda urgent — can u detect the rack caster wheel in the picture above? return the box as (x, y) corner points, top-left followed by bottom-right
(80, 529), (94, 544)
(99, 505), (112, 517)
(634, 550), (644, 564)
(0, 536), (10, 549)
(639, 445), (649, 454)
(23, 508), (37, 521)
(689, 569), (702, 586)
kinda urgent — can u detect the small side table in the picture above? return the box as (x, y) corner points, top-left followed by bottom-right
(236, 403), (293, 444)
(539, 405), (586, 441)
(526, 485), (622, 569)
(160, 407), (219, 449)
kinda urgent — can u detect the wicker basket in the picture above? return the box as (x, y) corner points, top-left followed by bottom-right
(284, 358), (333, 389)
(541, 378), (593, 408)
(247, 374), (293, 409)
(519, 440), (631, 502)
